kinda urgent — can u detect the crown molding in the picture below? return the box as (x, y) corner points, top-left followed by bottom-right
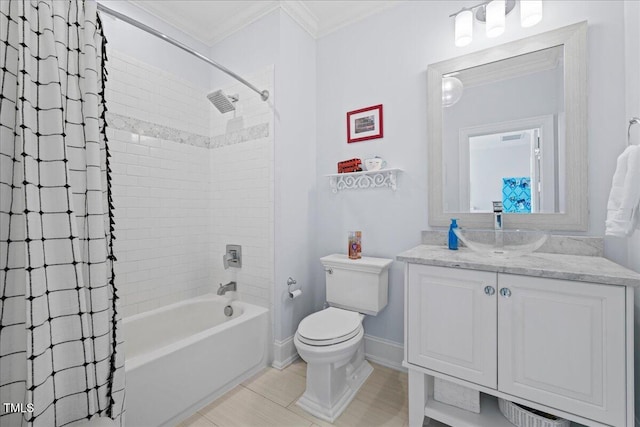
(130, 0), (281, 47)
(280, 1), (319, 38)
(128, 0), (403, 47)
(314, 1), (403, 39)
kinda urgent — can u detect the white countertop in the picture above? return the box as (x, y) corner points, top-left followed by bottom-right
(397, 244), (640, 287)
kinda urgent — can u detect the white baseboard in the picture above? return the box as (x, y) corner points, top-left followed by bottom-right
(364, 334), (406, 372)
(272, 336), (299, 370)
(272, 333), (405, 373)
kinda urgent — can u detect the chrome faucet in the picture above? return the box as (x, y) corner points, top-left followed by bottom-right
(217, 281), (237, 295)
(493, 201), (504, 250)
(492, 201), (503, 230)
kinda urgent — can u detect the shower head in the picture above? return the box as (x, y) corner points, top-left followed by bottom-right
(207, 90), (239, 114)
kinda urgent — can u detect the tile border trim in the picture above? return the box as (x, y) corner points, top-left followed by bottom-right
(107, 112), (269, 149)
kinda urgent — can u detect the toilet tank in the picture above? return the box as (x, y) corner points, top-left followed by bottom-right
(320, 254), (393, 316)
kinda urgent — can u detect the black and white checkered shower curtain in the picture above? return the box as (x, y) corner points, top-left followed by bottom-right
(0, 1), (124, 425)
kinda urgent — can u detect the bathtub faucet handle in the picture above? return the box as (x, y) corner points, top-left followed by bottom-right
(223, 245), (242, 269)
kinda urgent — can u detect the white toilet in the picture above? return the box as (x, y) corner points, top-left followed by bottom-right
(294, 254), (393, 422)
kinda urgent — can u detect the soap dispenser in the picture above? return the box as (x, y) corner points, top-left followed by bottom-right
(448, 219), (459, 250)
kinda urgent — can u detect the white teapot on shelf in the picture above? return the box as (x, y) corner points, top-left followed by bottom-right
(364, 156), (387, 171)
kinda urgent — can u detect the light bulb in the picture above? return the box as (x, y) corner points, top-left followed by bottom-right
(520, 0), (542, 28)
(455, 10), (473, 47)
(442, 76), (464, 107)
(486, 0), (505, 38)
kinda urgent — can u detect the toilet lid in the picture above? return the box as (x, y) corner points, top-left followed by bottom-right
(297, 307), (362, 346)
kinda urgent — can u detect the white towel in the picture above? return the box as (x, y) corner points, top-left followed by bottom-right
(605, 145), (640, 237)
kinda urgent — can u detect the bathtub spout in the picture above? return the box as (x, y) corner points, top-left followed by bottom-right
(217, 281), (237, 295)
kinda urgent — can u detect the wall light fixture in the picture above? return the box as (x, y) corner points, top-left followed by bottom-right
(451, 0), (542, 46)
(520, 0), (543, 27)
(455, 9), (474, 47)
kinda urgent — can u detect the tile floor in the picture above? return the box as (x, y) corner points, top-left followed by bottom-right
(176, 359), (583, 427)
(177, 359), (419, 427)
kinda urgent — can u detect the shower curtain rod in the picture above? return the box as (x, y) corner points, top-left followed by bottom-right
(96, 3), (270, 101)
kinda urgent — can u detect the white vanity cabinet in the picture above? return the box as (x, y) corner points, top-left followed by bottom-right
(407, 266), (497, 389)
(405, 263), (634, 427)
(497, 273), (626, 426)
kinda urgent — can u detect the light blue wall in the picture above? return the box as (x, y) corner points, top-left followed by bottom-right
(208, 9), (280, 90)
(315, 0), (630, 344)
(274, 12), (318, 342)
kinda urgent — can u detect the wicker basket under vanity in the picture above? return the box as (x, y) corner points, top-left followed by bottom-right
(498, 398), (570, 427)
(433, 378), (480, 413)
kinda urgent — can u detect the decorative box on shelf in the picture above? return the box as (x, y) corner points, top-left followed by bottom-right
(326, 168), (402, 193)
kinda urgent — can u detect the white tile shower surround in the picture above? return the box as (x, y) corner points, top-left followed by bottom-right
(208, 67), (275, 311)
(109, 129), (213, 317)
(109, 129), (274, 315)
(209, 66), (274, 139)
(105, 49), (211, 137)
(209, 138), (274, 309)
(106, 49), (275, 316)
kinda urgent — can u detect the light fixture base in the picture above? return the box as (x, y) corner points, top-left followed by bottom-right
(475, 0), (516, 22)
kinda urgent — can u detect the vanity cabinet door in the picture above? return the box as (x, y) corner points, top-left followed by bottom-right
(407, 264), (498, 388)
(497, 274), (626, 426)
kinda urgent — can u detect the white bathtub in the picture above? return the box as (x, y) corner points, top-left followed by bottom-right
(124, 294), (269, 426)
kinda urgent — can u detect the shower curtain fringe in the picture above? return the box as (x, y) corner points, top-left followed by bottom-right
(96, 10), (120, 419)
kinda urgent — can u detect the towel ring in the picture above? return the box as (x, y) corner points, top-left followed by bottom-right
(629, 117), (640, 146)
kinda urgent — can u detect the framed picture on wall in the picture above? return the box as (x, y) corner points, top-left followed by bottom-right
(347, 104), (383, 143)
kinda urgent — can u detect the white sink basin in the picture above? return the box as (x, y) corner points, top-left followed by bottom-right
(453, 228), (549, 258)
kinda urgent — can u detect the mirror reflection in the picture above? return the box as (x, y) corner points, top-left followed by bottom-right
(442, 45), (564, 214)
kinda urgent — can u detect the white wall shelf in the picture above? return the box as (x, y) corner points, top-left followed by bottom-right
(326, 168), (402, 193)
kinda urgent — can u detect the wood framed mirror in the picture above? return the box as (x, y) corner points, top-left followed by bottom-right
(427, 22), (587, 230)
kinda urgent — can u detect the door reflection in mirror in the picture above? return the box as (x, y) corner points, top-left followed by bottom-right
(442, 46), (564, 214)
(469, 129), (537, 213)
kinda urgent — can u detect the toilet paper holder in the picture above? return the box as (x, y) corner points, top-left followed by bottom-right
(287, 277), (302, 299)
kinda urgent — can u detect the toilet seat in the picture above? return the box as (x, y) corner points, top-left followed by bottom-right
(297, 307), (362, 346)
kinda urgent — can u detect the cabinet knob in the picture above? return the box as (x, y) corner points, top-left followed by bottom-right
(500, 288), (512, 298)
(484, 286), (495, 296)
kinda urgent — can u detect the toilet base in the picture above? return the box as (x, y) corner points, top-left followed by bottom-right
(296, 355), (373, 422)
